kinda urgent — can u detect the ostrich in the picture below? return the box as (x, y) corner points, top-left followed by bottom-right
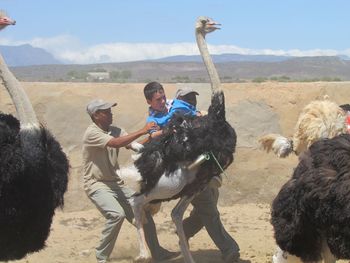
(271, 133), (350, 263)
(0, 10), (15, 30)
(119, 17), (236, 263)
(0, 12), (69, 261)
(259, 98), (347, 158)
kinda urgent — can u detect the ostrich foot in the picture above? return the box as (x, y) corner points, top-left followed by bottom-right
(133, 255), (152, 263)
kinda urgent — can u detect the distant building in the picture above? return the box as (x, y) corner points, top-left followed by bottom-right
(87, 72), (110, 81)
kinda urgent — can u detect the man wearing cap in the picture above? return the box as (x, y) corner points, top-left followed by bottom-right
(143, 82), (240, 263)
(82, 99), (178, 263)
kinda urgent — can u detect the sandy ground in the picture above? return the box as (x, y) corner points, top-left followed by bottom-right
(8, 203), (273, 263)
(1, 81), (350, 263)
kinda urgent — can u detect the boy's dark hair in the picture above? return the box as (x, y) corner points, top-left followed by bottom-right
(143, 81), (164, 101)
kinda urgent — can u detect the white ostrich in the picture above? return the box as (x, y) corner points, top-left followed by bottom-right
(119, 17), (235, 263)
(259, 97), (347, 158)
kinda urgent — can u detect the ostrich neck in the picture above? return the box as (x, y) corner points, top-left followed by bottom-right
(196, 30), (221, 92)
(0, 53), (38, 126)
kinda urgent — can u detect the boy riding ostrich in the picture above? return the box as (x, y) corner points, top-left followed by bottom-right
(119, 17), (237, 263)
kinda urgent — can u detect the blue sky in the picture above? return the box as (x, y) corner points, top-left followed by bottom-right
(1, 0), (350, 64)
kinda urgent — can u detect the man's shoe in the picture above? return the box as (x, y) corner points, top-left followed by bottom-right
(223, 250), (240, 263)
(154, 249), (180, 262)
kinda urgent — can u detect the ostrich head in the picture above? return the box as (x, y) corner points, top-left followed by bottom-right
(195, 16), (221, 37)
(0, 10), (16, 30)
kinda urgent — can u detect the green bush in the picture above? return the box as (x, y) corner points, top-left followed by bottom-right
(252, 77), (267, 83)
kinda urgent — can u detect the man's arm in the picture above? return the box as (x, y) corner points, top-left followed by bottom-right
(127, 128), (163, 147)
(107, 122), (157, 148)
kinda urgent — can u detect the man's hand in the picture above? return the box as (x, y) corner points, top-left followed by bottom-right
(142, 121), (159, 134)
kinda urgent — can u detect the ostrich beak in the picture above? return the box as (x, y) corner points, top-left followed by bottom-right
(0, 16), (16, 26)
(206, 21), (221, 32)
(210, 22), (221, 28)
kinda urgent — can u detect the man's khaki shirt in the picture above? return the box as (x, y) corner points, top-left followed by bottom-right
(82, 122), (126, 195)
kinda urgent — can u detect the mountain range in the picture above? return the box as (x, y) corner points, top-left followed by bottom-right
(0, 44), (61, 67)
(2, 44), (350, 82)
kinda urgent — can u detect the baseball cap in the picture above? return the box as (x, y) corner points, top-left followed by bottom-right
(86, 99), (117, 116)
(175, 87), (199, 98)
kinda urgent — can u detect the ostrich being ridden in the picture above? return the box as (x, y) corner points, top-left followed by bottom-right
(0, 11), (69, 261)
(119, 17), (236, 263)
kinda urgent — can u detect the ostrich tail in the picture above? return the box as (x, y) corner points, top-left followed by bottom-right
(258, 134), (293, 158)
(118, 165), (142, 193)
(129, 142), (144, 161)
(129, 141), (144, 152)
(208, 90), (225, 121)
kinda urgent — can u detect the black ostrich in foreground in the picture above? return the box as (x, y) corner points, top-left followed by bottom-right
(118, 17), (235, 263)
(0, 11), (69, 261)
(271, 134), (350, 263)
(120, 91), (236, 263)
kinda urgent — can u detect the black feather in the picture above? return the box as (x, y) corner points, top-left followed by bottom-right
(271, 134), (350, 261)
(0, 113), (69, 261)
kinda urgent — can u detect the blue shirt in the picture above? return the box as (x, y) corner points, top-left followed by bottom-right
(146, 100), (172, 129)
(147, 99), (197, 133)
(168, 99), (197, 117)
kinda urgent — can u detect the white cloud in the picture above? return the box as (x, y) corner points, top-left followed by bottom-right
(1, 34), (350, 64)
(57, 42), (200, 64)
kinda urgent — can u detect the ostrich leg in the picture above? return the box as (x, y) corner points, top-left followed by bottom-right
(171, 195), (196, 263)
(129, 194), (151, 263)
(321, 240), (336, 263)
